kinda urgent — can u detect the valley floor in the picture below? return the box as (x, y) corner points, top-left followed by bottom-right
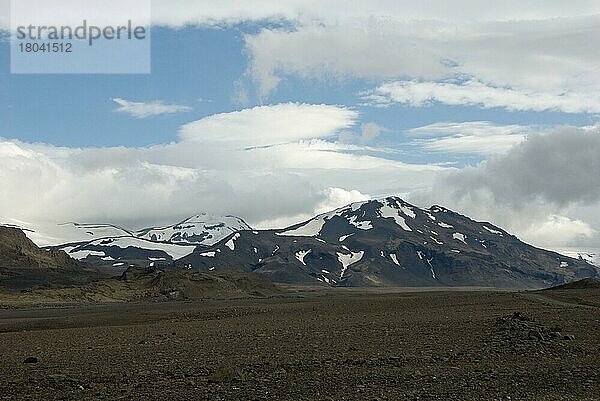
(0, 288), (599, 400)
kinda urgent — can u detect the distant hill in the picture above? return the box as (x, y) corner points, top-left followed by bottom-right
(545, 278), (600, 291)
(0, 226), (97, 290)
(119, 266), (280, 299)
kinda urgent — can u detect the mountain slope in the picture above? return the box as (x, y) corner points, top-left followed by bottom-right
(175, 197), (599, 288)
(0, 226), (96, 289)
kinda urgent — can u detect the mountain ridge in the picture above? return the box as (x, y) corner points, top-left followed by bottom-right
(40, 197), (600, 288)
(175, 197), (599, 288)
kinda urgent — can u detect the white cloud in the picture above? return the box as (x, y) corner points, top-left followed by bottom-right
(245, 24), (450, 98)
(0, 103), (445, 244)
(257, 187), (371, 229)
(361, 80), (600, 114)
(112, 98), (192, 119)
(4, 1), (599, 113)
(407, 122), (533, 155)
(178, 103), (358, 146)
(520, 215), (596, 247)
(244, 16), (600, 110)
(3, 0), (600, 30)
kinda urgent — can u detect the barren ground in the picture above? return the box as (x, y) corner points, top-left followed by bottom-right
(0, 288), (599, 400)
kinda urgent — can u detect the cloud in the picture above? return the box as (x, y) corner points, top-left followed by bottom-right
(407, 122), (533, 155)
(338, 123), (388, 145)
(244, 16), (600, 109)
(245, 24), (450, 98)
(178, 103), (358, 146)
(258, 187), (371, 229)
(0, 103), (445, 245)
(442, 127), (600, 206)
(4, 1), (599, 113)
(2, 106), (598, 250)
(3, 0), (600, 30)
(112, 98), (192, 118)
(361, 80), (600, 114)
(519, 215), (596, 248)
(411, 126), (600, 247)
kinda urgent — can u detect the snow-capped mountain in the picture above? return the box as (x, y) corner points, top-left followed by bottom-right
(135, 214), (251, 245)
(1, 219), (132, 247)
(174, 197), (599, 288)
(42, 198), (600, 288)
(58, 236), (198, 264)
(57, 222), (134, 240)
(48, 214), (252, 266)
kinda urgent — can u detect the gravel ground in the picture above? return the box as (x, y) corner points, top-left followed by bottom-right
(0, 289), (598, 400)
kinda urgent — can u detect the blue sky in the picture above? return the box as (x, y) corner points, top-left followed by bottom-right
(1, 1), (600, 250)
(0, 25), (594, 158)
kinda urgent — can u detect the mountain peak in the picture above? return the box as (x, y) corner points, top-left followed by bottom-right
(180, 213), (250, 227)
(137, 214), (252, 246)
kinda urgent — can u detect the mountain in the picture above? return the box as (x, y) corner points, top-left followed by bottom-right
(0, 226), (96, 289)
(40, 198), (600, 288)
(49, 214), (252, 267)
(135, 214), (251, 245)
(174, 197), (600, 288)
(57, 222), (134, 240)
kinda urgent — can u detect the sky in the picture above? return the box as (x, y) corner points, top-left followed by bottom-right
(0, 0), (599, 250)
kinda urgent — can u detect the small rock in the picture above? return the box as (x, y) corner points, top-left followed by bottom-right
(23, 357), (38, 364)
(512, 312), (528, 321)
(564, 334), (576, 341)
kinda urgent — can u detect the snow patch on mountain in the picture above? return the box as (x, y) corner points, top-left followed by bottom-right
(295, 250), (312, 266)
(225, 233), (241, 251)
(339, 234), (354, 242)
(337, 251), (365, 277)
(426, 257), (437, 279)
(379, 205), (412, 232)
(483, 226), (503, 236)
(62, 236), (197, 260)
(453, 233), (467, 244)
(348, 216), (373, 230)
(278, 202), (374, 237)
(136, 214), (251, 246)
(277, 218), (326, 237)
(68, 249), (106, 259)
(430, 236), (443, 245)
(59, 222), (133, 239)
